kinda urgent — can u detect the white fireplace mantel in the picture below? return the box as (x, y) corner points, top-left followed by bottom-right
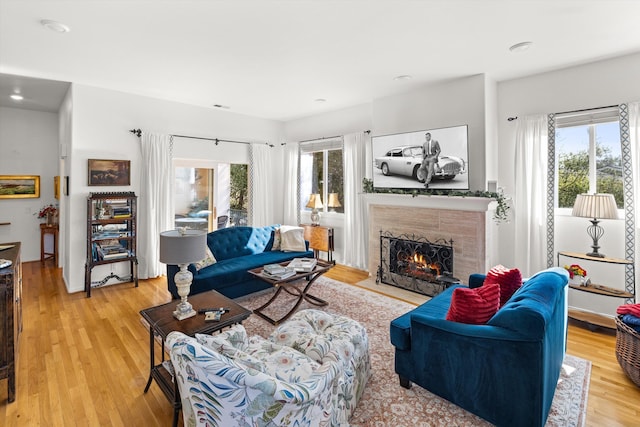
(363, 193), (496, 212)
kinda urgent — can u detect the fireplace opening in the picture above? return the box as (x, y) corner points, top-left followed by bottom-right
(378, 231), (459, 297)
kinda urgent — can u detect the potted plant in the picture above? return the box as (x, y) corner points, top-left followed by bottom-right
(37, 204), (58, 226)
(564, 264), (588, 286)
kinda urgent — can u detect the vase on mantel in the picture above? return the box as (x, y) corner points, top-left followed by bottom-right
(45, 212), (58, 227)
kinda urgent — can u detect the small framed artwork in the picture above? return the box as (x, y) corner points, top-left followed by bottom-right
(0, 175), (41, 199)
(88, 159), (131, 186)
(54, 176), (60, 199)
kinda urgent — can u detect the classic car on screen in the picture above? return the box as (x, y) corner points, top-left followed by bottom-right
(374, 145), (466, 182)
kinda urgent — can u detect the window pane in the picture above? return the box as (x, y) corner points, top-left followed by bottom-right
(327, 149), (344, 213)
(230, 164), (248, 226)
(556, 126), (590, 208)
(595, 122), (623, 208)
(174, 167), (212, 231)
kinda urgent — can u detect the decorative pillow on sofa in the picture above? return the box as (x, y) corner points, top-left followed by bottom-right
(279, 225), (306, 252)
(270, 228), (282, 251)
(194, 246), (216, 271)
(445, 283), (500, 324)
(484, 264), (523, 307)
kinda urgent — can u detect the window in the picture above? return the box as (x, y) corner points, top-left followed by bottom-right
(173, 162), (248, 230)
(299, 138), (344, 214)
(555, 108), (623, 209)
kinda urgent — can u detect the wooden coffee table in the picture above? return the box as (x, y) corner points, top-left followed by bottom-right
(248, 259), (333, 325)
(140, 290), (251, 427)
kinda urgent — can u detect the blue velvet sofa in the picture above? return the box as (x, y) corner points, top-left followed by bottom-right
(390, 267), (569, 427)
(167, 225), (313, 299)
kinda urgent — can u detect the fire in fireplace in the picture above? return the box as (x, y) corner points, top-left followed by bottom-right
(378, 231), (458, 297)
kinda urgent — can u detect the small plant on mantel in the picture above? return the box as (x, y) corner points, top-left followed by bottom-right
(362, 178), (511, 224)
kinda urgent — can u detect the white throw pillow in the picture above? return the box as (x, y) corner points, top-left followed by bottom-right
(194, 246), (216, 271)
(279, 225), (306, 252)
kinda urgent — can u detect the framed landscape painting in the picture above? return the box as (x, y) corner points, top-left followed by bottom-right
(0, 175), (40, 199)
(88, 159), (131, 186)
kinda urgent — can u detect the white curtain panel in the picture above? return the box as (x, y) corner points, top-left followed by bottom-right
(343, 132), (369, 269)
(139, 132), (174, 279)
(249, 143), (273, 227)
(283, 142), (300, 226)
(514, 115), (549, 277)
(629, 101), (640, 302)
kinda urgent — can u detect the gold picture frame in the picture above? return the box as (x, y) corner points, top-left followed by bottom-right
(0, 175), (41, 199)
(88, 159), (131, 186)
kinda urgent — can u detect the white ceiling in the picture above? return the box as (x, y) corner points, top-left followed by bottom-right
(1, 0), (639, 120)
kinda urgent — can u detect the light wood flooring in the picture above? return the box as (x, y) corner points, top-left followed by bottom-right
(1, 261), (639, 426)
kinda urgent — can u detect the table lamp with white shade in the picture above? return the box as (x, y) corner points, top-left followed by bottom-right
(327, 193), (342, 212)
(571, 193), (619, 258)
(160, 228), (207, 320)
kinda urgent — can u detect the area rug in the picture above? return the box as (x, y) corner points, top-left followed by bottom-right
(235, 277), (591, 427)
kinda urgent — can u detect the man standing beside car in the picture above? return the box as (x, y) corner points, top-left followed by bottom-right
(421, 132), (441, 188)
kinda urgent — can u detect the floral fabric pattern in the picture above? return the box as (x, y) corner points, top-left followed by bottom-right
(269, 309), (371, 426)
(167, 329), (341, 427)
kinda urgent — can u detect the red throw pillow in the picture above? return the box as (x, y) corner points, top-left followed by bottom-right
(446, 283), (500, 324)
(485, 265), (523, 307)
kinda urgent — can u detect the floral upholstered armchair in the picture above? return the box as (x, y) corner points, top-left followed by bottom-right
(166, 325), (342, 427)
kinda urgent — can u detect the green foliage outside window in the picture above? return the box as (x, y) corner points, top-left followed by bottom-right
(557, 144), (623, 209)
(230, 164), (248, 210)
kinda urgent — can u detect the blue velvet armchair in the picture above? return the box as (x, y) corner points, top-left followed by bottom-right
(390, 268), (569, 427)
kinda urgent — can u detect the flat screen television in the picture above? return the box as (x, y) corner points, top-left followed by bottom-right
(371, 125), (469, 191)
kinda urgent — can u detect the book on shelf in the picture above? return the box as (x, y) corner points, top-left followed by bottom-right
(262, 267), (296, 280)
(288, 257), (317, 272)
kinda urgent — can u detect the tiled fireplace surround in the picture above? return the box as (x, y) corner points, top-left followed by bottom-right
(365, 194), (496, 286)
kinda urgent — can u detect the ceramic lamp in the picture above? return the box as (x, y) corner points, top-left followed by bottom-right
(306, 193), (324, 226)
(160, 228), (207, 320)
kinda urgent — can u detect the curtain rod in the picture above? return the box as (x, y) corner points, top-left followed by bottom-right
(298, 130), (370, 144)
(507, 104), (619, 122)
(129, 129), (274, 147)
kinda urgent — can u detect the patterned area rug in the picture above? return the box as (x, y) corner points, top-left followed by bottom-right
(235, 276), (591, 427)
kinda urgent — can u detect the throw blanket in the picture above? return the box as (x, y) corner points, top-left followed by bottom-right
(617, 303), (640, 317)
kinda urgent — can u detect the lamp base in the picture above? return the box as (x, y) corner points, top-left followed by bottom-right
(586, 251), (605, 259)
(173, 306), (197, 320)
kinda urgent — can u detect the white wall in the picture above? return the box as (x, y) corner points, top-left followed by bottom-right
(373, 74), (488, 191)
(65, 84), (285, 293)
(0, 106), (60, 261)
(496, 52), (640, 311)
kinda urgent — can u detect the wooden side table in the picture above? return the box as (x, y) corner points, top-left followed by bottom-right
(40, 224), (59, 265)
(300, 224), (335, 263)
(140, 291), (252, 427)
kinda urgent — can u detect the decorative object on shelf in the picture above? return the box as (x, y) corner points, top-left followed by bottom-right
(306, 193), (323, 226)
(88, 159), (131, 186)
(327, 193), (342, 212)
(160, 228), (207, 320)
(0, 175), (40, 199)
(362, 178), (511, 225)
(564, 264), (588, 286)
(36, 203), (58, 226)
(572, 193), (619, 258)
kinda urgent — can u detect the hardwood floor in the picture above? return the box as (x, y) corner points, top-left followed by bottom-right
(1, 261), (638, 426)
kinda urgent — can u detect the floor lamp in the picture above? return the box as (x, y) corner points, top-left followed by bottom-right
(160, 228), (207, 320)
(572, 193), (619, 258)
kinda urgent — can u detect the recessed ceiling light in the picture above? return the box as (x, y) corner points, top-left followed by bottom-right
(314, 98), (326, 103)
(10, 94), (24, 101)
(40, 19), (71, 33)
(393, 75), (413, 81)
(509, 41), (533, 53)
